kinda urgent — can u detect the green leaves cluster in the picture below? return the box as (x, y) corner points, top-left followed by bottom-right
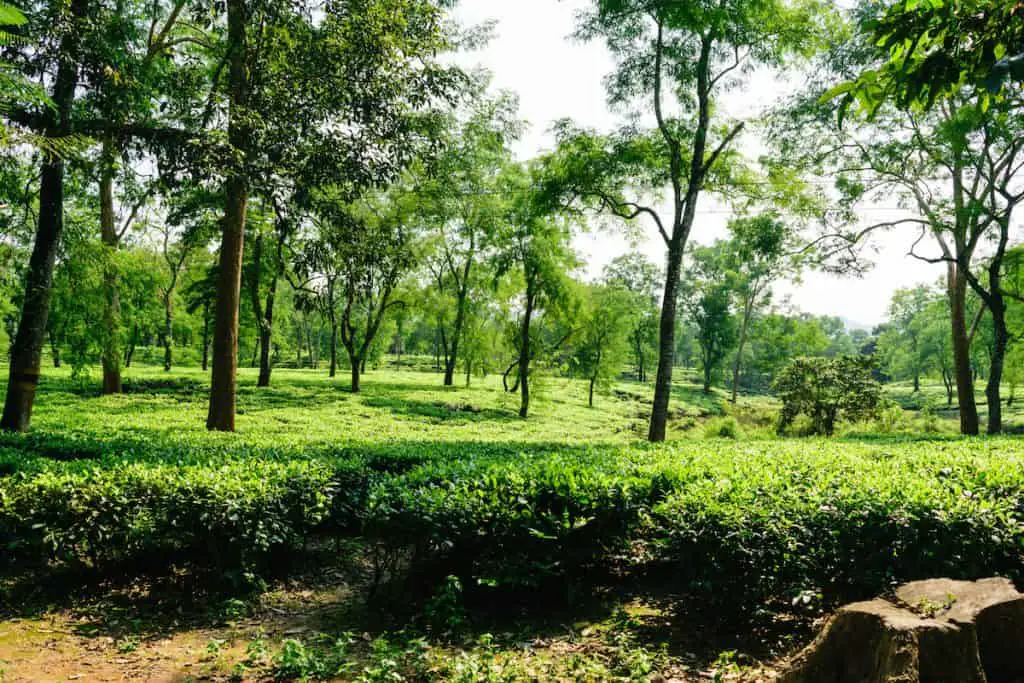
(774, 355), (882, 436)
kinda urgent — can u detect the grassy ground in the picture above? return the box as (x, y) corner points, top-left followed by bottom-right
(1, 362), (1020, 682)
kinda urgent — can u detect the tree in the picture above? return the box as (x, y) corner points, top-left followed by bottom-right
(545, 0), (825, 441)
(775, 355), (882, 436)
(724, 213), (799, 402)
(878, 286), (934, 393)
(603, 252), (661, 383)
(774, 11), (1024, 434)
(837, 0), (1024, 112)
(496, 166), (579, 418)
(309, 188), (418, 393)
(1, 0), (198, 427)
(183, 263), (218, 372)
(681, 244), (738, 394)
(204, 0), (465, 430)
(573, 284), (632, 407)
(1, 0), (91, 431)
(421, 93), (520, 386)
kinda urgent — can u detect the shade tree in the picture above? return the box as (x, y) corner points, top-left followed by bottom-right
(542, 0), (827, 441)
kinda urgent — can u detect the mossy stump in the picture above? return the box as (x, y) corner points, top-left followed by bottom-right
(782, 578), (1024, 683)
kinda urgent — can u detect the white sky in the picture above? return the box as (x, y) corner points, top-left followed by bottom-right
(452, 0), (943, 326)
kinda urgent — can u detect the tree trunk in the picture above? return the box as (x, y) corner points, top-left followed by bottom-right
(350, 356), (361, 393)
(649, 243), (683, 442)
(201, 305), (210, 372)
(949, 266), (980, 435)
(782, 578), (1024, 683)
(258, 327), (272, 387)
(731, 298), (753, 403)
(0, 0), (84, 432)
(519, 289), (534, 418)
(444, 289), (469, 387)
(99, 140), (122, 395)
(163, 298), (173, 372)
(50, 334), (61, 369)
(206, 0), (249, 432)
(986, 294), (1008, 435)
(329, 322), (338, 378)
(588, 376), (595, 408)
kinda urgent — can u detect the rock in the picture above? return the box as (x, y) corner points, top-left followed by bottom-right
(781, 577), (1024, 683)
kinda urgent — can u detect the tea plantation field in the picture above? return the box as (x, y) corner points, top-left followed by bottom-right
(1, 366), (1022, 681)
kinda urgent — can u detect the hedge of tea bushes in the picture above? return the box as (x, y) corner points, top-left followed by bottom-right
(3, 433), (1024, 611)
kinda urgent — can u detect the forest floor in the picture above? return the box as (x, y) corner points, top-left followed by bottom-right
(0, 362), (1013, 681)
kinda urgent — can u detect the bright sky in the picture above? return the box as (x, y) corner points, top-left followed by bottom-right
(452, 0), (943, 327)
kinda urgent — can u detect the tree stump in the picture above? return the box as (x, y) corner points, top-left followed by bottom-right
(781, 578), (1024, 683)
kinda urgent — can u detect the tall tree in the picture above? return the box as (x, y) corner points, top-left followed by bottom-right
(421, 93), (520, 386)
(1, 0), (89, 431)
(602, 252), (661, 384)
(776, 10), (1024, 434)
(723, 213), (799, 402)
(573, 283), (632, 407)
(204, 0), (464, 430)
(496, 166), (579, 418)
(681, 244), (738, 394)
(546, 0), (825, 440)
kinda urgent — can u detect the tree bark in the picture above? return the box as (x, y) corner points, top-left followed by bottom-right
(163, 296), (173, 372)
(986, 294), (1008, 435)
(206, 0), (249, 432)
(443, 297), (464, 387)
(518, 287), (534, 418)
(1, 0), (85, 432)
(201, 304), (210, 372)
(350, 355), (361, 393)
(649, 242), (683, 441)
(949, 265), (980, 435)
(588, 376), (595, 408)
(329, 321), (338, 378)
(99, 140), (122, 395)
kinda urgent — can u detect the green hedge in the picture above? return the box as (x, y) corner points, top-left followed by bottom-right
(3, 435), (1024, 612)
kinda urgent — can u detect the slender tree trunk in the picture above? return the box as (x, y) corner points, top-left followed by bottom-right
(588, 376), (595, 408)
(518, 289), (534, 418)
(329, 322), (338, 378)
(0, 0), (84, 432)
(99, 140), (122, 395)
(949, 265), (980, 435)
(163, 296), (173, 371)
(50, 332), (61, 369)
(206, 0), (249, 432)
(986, 295), (1008, 435)
(350, 354), (361, 393)
(444, 289), (470, 387)
(731, 298), (753, 403)
(125, 327), (136, 368)
(201, 305), (210, 372)
(649, 242), (683, 441)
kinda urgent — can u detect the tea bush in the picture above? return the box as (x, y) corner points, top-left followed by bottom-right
(3, 369), (1024, 617)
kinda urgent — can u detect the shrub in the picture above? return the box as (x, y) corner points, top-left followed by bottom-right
(703, 416), (740, 439)
(775, 356), (882, 436)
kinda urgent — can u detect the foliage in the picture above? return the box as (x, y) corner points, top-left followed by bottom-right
(3, 368), (1024, 627)
(774, 355), (882, 436)
(834, 0), (1024, 113)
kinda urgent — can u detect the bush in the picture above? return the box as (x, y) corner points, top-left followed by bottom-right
(4, 432), (1024, 622)
(703, 417), (740, 439)
(775, 356), (882, 436)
